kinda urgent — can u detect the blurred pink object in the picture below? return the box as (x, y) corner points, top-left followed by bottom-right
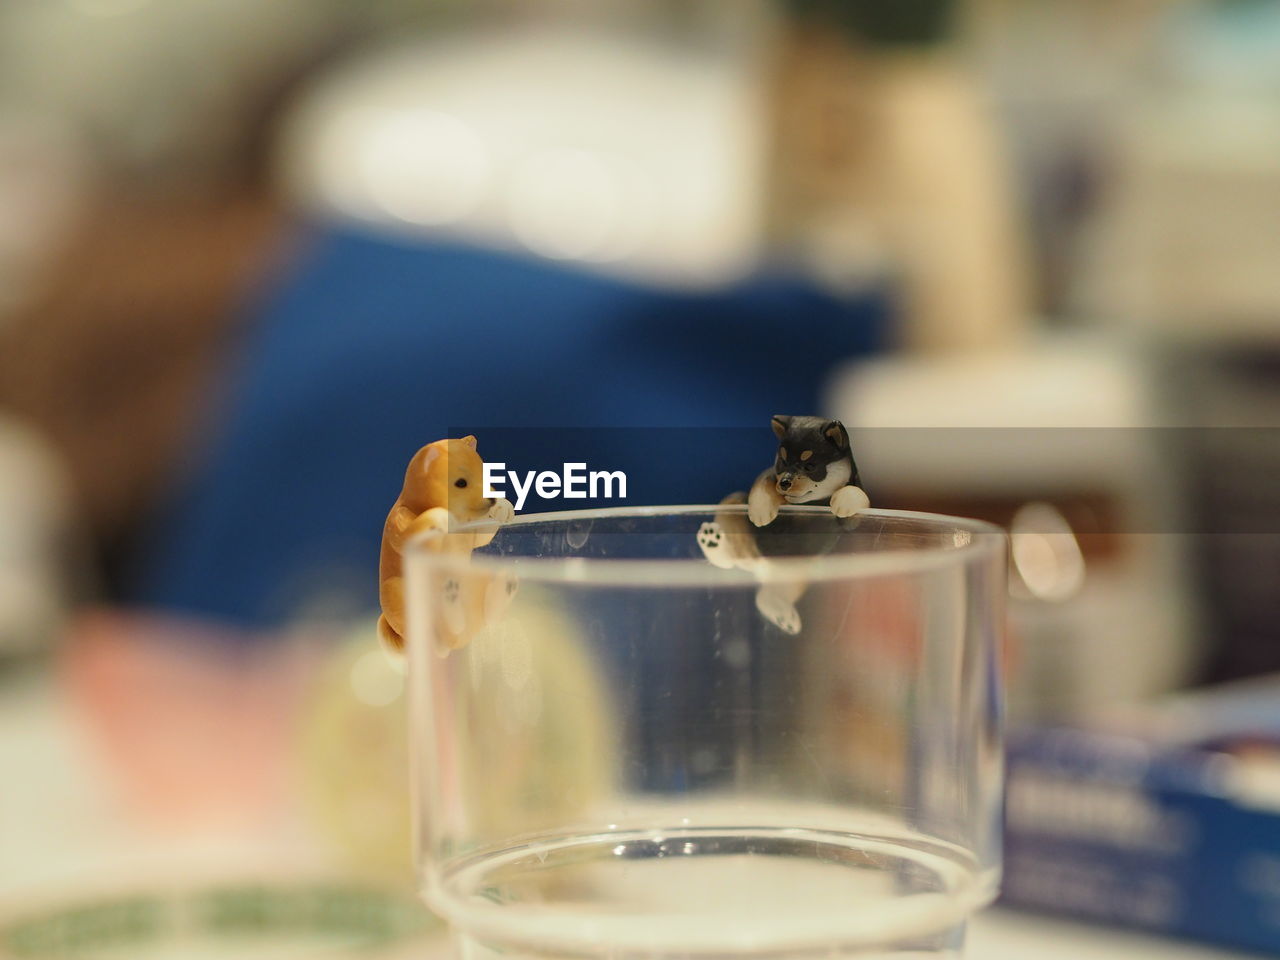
(59, 609), (318, 828)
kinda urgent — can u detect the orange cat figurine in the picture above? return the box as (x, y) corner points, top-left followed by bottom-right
(378, 436), (515, 654)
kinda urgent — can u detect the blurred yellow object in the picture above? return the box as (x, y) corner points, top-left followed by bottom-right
(299, 628), (413, 882)
(448, 588), (618, 843)
(300, 596), (615, 881)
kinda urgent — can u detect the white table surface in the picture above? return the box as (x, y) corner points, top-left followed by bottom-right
(968, 909), (1253, 960)
(0, 669), (1255, 960)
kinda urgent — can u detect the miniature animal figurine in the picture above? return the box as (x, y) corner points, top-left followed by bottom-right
(697, 415), (869, 634)
(378, 436), (515, 654)
(746, 415), (869, 525)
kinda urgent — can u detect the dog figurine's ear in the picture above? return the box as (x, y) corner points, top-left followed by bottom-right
(771, 415), (791, 439)
(823, 420), (849, 449)
(460, 435), (478, 450)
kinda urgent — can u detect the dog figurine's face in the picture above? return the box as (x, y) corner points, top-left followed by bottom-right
(403, 436), (494, 519)
(771, 415), (852, 504)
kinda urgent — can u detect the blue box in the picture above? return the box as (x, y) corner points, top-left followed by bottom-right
(1001, 680), (1280, 955)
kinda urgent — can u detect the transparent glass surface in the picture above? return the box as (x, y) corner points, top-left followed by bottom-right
(405, 507), (1006, 959)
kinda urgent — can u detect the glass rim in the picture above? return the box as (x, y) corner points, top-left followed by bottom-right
(405, 505), (1006, 587)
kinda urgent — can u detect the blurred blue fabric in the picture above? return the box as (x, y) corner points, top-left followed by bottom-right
(123, 226), (888, 629)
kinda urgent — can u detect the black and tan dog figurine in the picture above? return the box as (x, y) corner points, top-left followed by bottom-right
(746, 415), (868, 524)
(697, 415), (870, 633)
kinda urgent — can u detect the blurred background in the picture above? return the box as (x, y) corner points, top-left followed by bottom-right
(1, 0), (1278, 956)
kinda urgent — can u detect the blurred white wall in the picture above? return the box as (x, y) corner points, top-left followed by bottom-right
(276, 18), (774, 287)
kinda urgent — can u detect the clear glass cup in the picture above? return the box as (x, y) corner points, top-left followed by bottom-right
(405, 506), (1005, 959)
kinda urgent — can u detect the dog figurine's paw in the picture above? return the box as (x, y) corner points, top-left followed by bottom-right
(748, 486), (779, 527)
(408, 506), (451, 539)
(696, 522), (737, 570)
(830, 485), (870, 519)
(755, 585), (802, 635)
(488, 497), (515, 524)
(484, 570), (519, 624)
(441, 576), (466, 637)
